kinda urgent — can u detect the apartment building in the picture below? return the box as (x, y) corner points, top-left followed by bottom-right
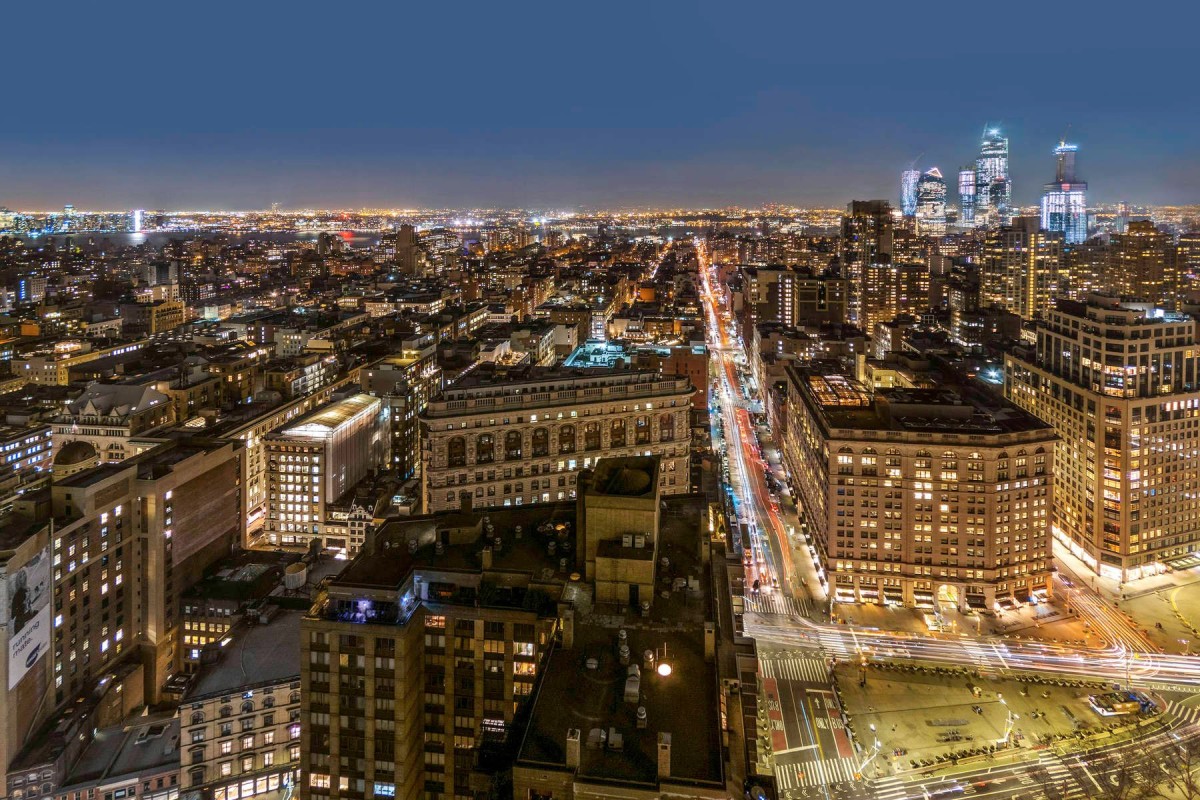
(181, 610), (303, 800)
(419, 365), (693, 514)
(782, 367), (1056, 610)
(1005, 295), (1200, 581)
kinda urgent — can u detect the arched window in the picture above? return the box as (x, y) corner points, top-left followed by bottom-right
(584, 422), (601, 450)
(659, 413), (675, 442)
(532, 427), (549, 457)
(505, 430), (523, 460)
(476, 434), (494, 464)
(448, 437), (466, 468)
(558, 425), (576, 454)
(191, 711), (204, 725)
(241, 700), (254, 714)
(635, 415), (651, 445)
(611, 419), (626, 447)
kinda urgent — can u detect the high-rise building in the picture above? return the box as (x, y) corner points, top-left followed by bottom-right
(395, 223), (420, 274)
(1040, 141), (1088, 245)
(419, 365), (693, 514)
(1006, 296), (1200, 581)
(740, 265), (849, 331)
(782, 367), (1056, 609)
(915, 168), (947, 236)
(362, 341), (442, 482)
(980, 217), (1063, 321)
(958, 166), (977, 226)
(264, 393), (390, 553)
(900, 168), (920, 217)
(975, 128), (1012, 225)
(839, 200), (894, 327)
(1110, 220), (1179, 307)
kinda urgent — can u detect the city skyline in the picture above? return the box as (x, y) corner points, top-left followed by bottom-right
(2, 1), (1197, 210)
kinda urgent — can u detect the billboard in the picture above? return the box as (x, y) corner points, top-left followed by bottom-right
(7, 546), (51, 689)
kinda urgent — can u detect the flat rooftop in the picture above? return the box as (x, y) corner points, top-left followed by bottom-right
(806, 371), (1052, 436)
(328, 502), (578, 592)
(186, 609), (302, 699)
(516, 494), (721, 788)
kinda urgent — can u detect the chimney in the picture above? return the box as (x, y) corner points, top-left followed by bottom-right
(566, 728), (581, 769)
(657, 732), (671, 779)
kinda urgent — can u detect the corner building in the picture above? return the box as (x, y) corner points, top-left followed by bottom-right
(419, 365), (692, 514)
(1006, 296), (1200, 581)
(783, 368), (1056, 610)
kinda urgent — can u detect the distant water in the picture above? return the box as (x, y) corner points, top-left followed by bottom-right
(15, 230), (382, 250)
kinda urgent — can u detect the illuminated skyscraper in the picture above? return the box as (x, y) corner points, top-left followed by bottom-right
(900, 168), (920, 217)
(1040, 142), (1088, 245)
(915, 168), (947, 236)
(975, 128), (1012, 225)
(958, 166), (977, 226)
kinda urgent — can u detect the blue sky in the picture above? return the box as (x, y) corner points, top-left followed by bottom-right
(1, 0), (1196, 209)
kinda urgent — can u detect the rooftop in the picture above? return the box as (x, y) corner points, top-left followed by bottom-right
(63, 716), (180, 790)
(186, 608), (303, 700)
(277, 393), (380, 440)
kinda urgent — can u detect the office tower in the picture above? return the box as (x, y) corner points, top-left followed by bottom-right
(130, 209), (144, 232)
(1040, 142), (1089, 245)
(782, 367), (1056, 609)
(915, 168), (947, 236)
(419, 364), (693, 514)
(264, 394), (390, 553)
(1110, 220), (1180, 307)
(958, 167), (977, 226)
(839, 200), (894, 327)
(980, 217), (1063, 321)
(901, 168), (920, 217)
(1006, 296), (1200, 582)
(975, 128), (1012, 225)
(395, 223), (420, 274)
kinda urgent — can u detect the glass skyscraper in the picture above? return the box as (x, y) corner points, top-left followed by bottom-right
(915, 168), (947, 235)
(1040, 141), (1088, 245)
(901, 169), (920, 217)
(958, 167), (976, 226)
(975, 128), (1012, 224)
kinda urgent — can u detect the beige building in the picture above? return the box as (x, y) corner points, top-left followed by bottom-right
(783, 367), (1056, 610)
(52, 382), (176, 464)
(981, 217), (1063, 321)
(1006, 296), (1200, 581)
(181, 610), (303, 800)
(420, 365), (692, 514)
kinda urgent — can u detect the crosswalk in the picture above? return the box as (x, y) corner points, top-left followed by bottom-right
(1165, 699), (1200, 726)
(1031, 751), (1075, 792)
(871, 775), (907, 800)
(745, 591), (811, 617)
(759, 654), (832, 685)
(774, 755), (859, 790)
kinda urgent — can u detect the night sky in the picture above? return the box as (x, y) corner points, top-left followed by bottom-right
(3, 0), (1196, 210)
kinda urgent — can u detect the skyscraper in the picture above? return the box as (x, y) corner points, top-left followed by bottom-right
(900, 168), (920, 217)
(839, 200), (894, 327)
(975, 128), (1012, 225)
(958, 166), (977, 226)
(915, 168), (947, 236)
(981, 217), (1063, 321)
(1040, 141), (1088, 245)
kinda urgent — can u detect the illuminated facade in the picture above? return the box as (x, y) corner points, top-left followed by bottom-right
(975, 128), (1012, 225)
(915, 168), (947, 236)
(420, 366), (692, 514)
(782, 368), (1056, 609)
(1040, 142), (1088, 245)
(900, 169), (920, 217)
(1005, 296), (1200, 582)
(265, 394), (390, 552)
(981, 217), (1063, 321)
(958, 166), (977, 226)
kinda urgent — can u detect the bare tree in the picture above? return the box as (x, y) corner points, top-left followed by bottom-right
(1157, 733), (1200, 800)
